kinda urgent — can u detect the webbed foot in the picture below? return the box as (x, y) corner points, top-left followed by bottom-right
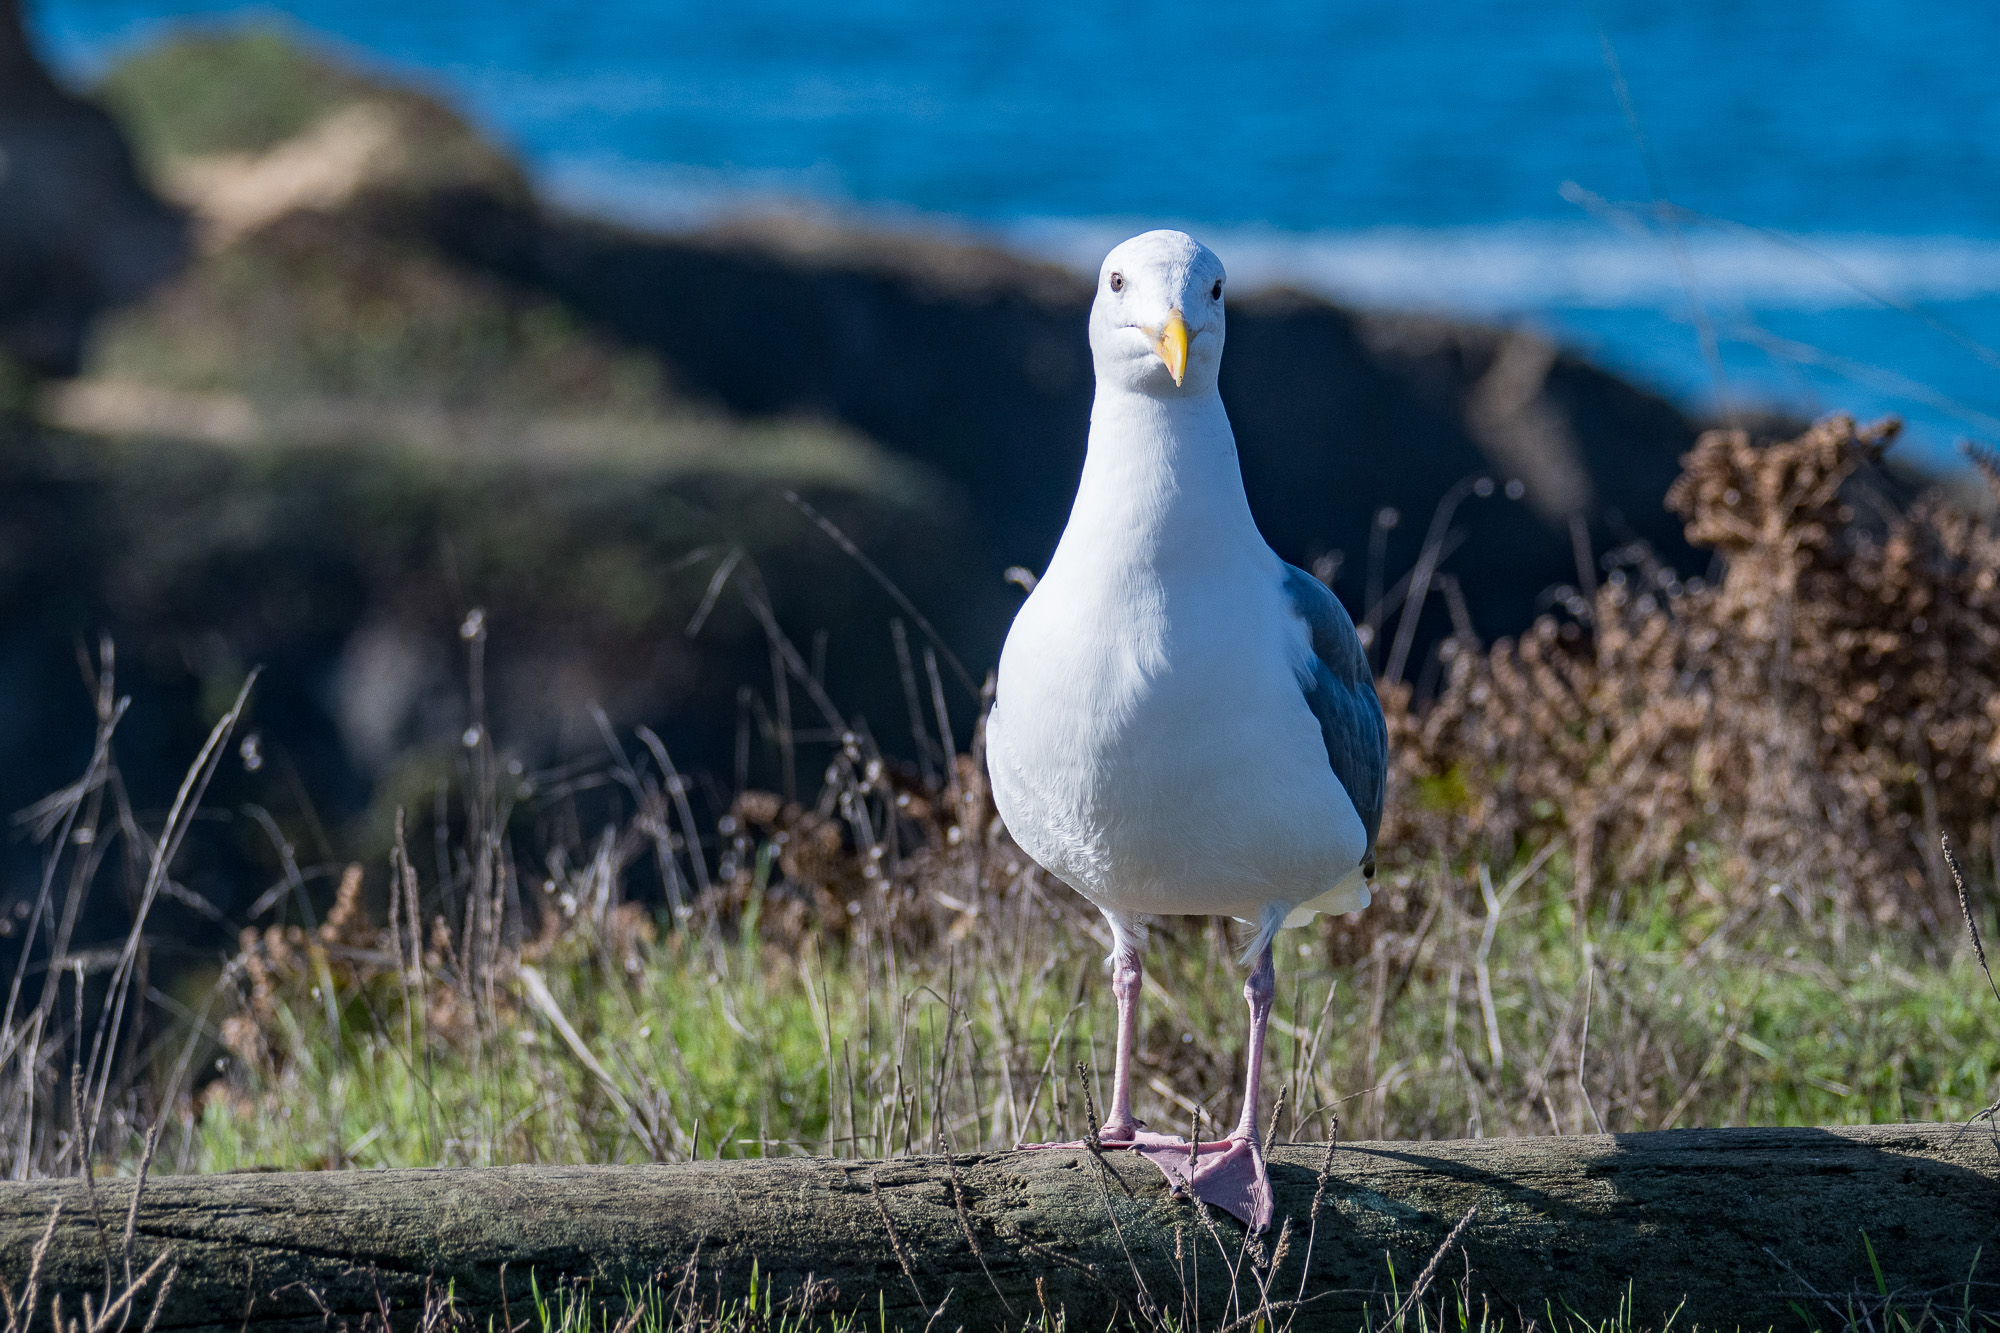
(1134, 1133), (1274, 1233)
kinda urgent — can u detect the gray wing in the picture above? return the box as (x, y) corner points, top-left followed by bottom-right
(1281, 564), (1388, 874)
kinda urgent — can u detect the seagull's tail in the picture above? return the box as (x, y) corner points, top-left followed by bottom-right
(1239, 901), (1289, 966)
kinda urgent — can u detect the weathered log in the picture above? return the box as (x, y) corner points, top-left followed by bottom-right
(3, 1126), (1995, 1331)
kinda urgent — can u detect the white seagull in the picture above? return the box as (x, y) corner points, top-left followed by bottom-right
(985, 230), (1387, 1231)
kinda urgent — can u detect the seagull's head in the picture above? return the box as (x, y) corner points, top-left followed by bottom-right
(1089, 230), (1226, 398)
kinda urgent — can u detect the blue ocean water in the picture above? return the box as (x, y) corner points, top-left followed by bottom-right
(31, 0), (2000, 466)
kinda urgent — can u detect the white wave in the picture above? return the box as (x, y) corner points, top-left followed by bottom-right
(540, 160), (2000, 315)
(1007, 219), (2000, 314)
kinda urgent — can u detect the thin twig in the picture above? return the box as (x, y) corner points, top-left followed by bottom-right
(943, 1151), (1014, 1319)
(868, 1170), (928, 1310)
(1081, 1145), (1166, 1331)
(1264, 1083), (1289, 1154)
(1942, 838), (2000, 1136)
(12, 1201), (61, 1333)
(1942, 838), (2000, 1006)
(1291, 1131), (1341, 1319)
(82, 1252), (169, 1333)
(1382, 1205), (1478, 1328)
(783, 491), (977, 697)
(134, 1266), (177, 1333)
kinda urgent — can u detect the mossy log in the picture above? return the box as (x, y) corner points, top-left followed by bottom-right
(3, 1125), (1996, 1332)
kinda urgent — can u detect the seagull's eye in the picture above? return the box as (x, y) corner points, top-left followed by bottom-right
(1109, 272), (1124, 293)
(1212, 280), (1223, 300)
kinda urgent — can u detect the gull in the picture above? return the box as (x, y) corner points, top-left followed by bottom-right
(985, 230), (1386, 1231)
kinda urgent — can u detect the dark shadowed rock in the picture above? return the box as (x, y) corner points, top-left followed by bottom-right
(423, 202), (1703, 660)
(0, 0), (187, 374)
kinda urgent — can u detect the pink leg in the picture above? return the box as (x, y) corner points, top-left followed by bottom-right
(1099, 941), (1145, 1142)
(1136, 942), (1276, 1231)
(1228, 942), (1276, 1143)
(1018, 940), (1148, 1148)
(1022, 937), (1279, 1234)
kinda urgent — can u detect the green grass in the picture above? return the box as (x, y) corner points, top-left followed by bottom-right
(97, 27), (383, 163)
(95, 25), (521, 199)
(84, 222), (669, 418)
(154, 845), (2000, 1175)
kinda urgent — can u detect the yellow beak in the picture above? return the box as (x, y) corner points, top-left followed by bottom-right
(1153, 310), (1189, 386)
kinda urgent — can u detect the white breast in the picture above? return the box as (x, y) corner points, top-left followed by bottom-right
(987, 542), (1368, 924)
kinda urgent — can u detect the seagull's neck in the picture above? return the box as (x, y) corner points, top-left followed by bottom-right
(1049, 385), (1262, 579)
